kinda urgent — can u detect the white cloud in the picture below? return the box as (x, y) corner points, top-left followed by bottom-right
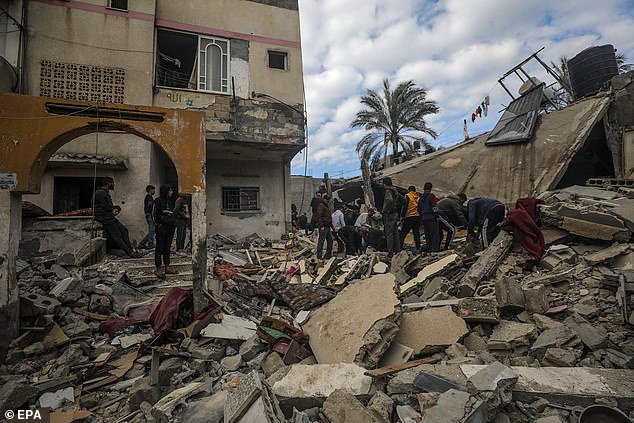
(294, 0), (634, 176)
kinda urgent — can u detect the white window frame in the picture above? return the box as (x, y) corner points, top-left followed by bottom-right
(155, 28), (230, 95)
(267, 49), (289, 71)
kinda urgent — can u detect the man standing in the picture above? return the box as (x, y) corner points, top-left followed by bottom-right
(139, 185), (155, 249)
(309, 191), (322, 233)
(400, 185), (421, 253)
(332, 202), (346, 254)
(174, 193), (190, 255)
(381, 177), (401, 257)
(419, 182), (440, 254)
(437, 193), (468, 250)
(315, 194), (333, 260)
(467, 197), (506, 248)
(93, 177), (141, 258)
(153, 185), (177, 278)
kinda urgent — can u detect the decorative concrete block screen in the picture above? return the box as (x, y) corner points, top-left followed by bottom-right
(40, 60), (125, 104)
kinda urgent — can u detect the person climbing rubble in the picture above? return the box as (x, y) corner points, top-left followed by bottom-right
(437, 192), (468, 250)
(466, 197), (506, 248)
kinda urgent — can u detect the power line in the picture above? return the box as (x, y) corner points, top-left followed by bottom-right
(0, 105), (97, 120)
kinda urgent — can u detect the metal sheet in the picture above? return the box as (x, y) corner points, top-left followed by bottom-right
(486, 84), (544, 146)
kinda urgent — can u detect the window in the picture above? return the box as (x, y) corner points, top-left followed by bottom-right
(222, 187), (260, 212)
(108, 0), (128, 11)
(53, 177), (96, 215)
(155, 29), (229, 93)
(268, 50), (288, 70)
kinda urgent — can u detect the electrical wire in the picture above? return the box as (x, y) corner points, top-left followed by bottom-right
(0, 104), (97, 120)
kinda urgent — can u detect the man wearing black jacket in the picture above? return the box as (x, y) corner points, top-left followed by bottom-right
(437, 193), (468, 250)
(138, 185), (155, 249)
(92, 177), (141, 258)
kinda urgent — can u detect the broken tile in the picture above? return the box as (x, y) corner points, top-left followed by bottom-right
(201, 315), (257, 340)
(458, 297), (500, 324)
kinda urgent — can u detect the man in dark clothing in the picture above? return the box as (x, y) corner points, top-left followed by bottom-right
(309, 192), (322, 233)
(400, 185), (421, 252)
(337, 225), (362, 255)
(315, 195), (333, 260)
(153, 185), (177, 278)
(174, 193), (190, 254)
(419, 182), (440, 253)
(467, 197), (506, 248)
(93, 177), (141, 258)
(139, 185), (155, 249)
(381, 177), (401, 257)
(437, 193), (468, 250)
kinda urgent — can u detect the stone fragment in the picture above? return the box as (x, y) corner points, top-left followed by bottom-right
(564, 313), (607, 351)
(271, 363), (374, 399)
(522, 285), (549, 314)
(372, 262), (388, 274)
(572, 301), (599, 320)
(20, 292), (61, 315)
(262, 352), (286, 378)
(157, 357), (184, 387)
(414, 371), (466, 393)
(239, 334), (267, 362)
(62, 320), (92, 338)
(466, 361), (518, 407)
(420, 389), (488, 423)
(495, 278), (525, 314)
(0, 380), (38, 412)
(128, 377), (161, 411)
(583, 243), (630, 265)
(487, 321), (537, 352)
(221, 354), (243, 372)
(543, 348), (577, 367)
(201, 315), (257, 340)
(394, 306), (468, 355)
(458, 297), (500, 324)
(322, 390), (383, 423)
(530, 326), (580, 359)
(179, 390), (226, 423)
(151, 382), (208, 423)
(302, 273), (400, 368)
(387, 364), (467, 395)
(401, 254), (459, 294)
(417, 392), (440, 414)
(367, 391), (393, 422)
(458, 231), (514, 297)
(50, 264), (70, 279)
(464, 333), (488, 352)
(378, 342), (413, 367)
(534, 417), (566, 423)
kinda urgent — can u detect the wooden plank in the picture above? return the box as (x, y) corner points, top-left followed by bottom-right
(73, 307), (108, 321)
(364, 356), (441, 378)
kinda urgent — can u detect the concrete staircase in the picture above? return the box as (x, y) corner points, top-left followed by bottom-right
(117, 253), (194, 290)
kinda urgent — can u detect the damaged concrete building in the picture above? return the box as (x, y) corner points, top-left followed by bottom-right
(1, 0), (305, 240)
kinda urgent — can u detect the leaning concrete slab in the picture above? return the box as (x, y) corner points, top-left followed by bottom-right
(394, 307), (468, 355)
(460, 365), (634, 411)
(302, 273), (400, 368)
(458, 232), (514, 297)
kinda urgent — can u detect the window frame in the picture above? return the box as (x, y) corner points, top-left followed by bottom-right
(221, 187), (261, 212)
(155, 28), (231, 95)
(267, 49), (289, 71)
(108, 0), (128, 11)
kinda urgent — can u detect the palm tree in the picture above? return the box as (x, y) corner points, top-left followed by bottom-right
(351, 78), (439, 170)
(616, 52), (631, 73)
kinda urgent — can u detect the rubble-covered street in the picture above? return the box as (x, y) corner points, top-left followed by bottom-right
(2, 184), (634, 423)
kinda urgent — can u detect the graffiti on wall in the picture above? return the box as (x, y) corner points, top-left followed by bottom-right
(166, 91), (201, 107)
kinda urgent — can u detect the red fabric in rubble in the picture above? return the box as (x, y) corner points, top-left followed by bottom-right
(503, 197), (545, 270)
(149, 288), (192, 334)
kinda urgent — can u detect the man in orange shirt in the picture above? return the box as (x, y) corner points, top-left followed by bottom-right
(400, 185), (421, 252)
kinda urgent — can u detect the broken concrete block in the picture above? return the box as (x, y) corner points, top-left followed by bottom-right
(151, 381), (209, 423)
(387, 364), (468, 395)
(543, 348), (577, 367)
(401, 254), (459, 294)
(271, 363), (374, 401)
(20, 292), (61, 315)
(532, 314), (563, 331)
(50, 264), (70, 279)
(302, 273), (400, 368)
(128, 377), (161, 411)
(564, 313), (607, 351)
(464, 333), (488, 352)
(414, 371), (466, 393)
(583, 243), (630, 265)
(417, 392), (440, 415)
(221, 354), (243, 372)
(372, 262), (388, 274)
(522, 285), (549, 314)
(201, 315), (257, 340)
(530, 326), (581, 359)
(420, 389), (488, 423)
(495, 278), (525, 314)
(377, 342), (413, 367)
(534, 417), (566, 423)
(224, 370), (284, 423)
(262, 353), (286, 378)
(560, 215), (631, 242)
(458, 231), (514, 297)
(0, 380), (38, 412)
(572, 300), (599, 320)
(467, 361), (517, 393)
(394, 306), (468, 355)
(457, 297), (500, 324)
(322, 390), (384, 423)
(179, 390), (226, 423)
(487, 321), (537, 352)
(367, 391), (393, 422)
(239, 334), (267, 362)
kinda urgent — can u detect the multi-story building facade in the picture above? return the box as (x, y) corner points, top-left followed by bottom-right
(0, 0), (305, 240)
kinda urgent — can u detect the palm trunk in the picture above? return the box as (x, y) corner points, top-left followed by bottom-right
(383, 144), (389, 170)
(361, 158), (375, 209)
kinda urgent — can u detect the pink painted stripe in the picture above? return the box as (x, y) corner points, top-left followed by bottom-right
(155, 18), (301, 49)
(31, 0), (155, 21)
(32, 0), (301, 49)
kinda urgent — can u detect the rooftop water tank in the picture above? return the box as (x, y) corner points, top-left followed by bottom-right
(568, 44), (618, 100)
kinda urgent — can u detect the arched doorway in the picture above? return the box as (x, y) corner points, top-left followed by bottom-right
(0, 94), (208, 359)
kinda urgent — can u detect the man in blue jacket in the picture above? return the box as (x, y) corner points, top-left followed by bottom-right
(466, 197), (505, 248)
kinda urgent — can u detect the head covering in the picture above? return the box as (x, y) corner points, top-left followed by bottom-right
(423, 182), (433, 191)
(383, 177), (393, 186)
(159, 184), (171, 200)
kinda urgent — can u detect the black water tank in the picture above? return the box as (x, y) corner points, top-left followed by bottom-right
(568, 44), (619, 100)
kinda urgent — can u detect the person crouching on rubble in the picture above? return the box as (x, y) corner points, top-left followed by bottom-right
(437, 192), (468, 250)
(466, 197), (506, 248)
(315, 194), (333, 260)
(92, 177), (142, 259)
(420, 182), (441, 254)
(153, 185), (177, 278)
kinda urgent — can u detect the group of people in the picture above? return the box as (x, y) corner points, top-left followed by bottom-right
(310, 177), (506, 259)
(92, 177), (191, 279)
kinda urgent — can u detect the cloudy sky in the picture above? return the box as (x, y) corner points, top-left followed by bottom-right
(291, 0), (634, 178)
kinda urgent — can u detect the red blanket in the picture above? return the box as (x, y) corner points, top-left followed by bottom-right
(503, 198), (545, 270)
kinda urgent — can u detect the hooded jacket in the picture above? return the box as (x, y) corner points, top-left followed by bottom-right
(419, 191), (439, 221)
(401, 191), (420, 218)
(316, 200), (333, 228)
(467, 198), (504, 231)
(93, 187), (115, 224)
(437, 195), (468, 227)
(153, 185), (176, 227)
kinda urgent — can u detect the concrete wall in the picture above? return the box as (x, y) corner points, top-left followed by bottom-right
(289, 175), (323, 214)
(206, 158), (289, 239)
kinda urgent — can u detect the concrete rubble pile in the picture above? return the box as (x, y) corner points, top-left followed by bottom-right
(1, 184), (634, 422)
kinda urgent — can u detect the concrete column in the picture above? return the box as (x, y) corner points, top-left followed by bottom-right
(191, 190), (208, 314)
(0, 190), (21, 361)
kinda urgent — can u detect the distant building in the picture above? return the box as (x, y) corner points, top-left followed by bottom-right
(0, 0), (305, 240)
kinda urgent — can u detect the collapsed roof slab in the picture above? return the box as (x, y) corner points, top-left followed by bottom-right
(378, 95), (611, 205)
